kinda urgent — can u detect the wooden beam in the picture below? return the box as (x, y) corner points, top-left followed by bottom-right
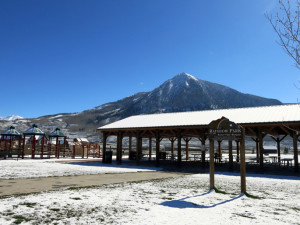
(177, 130), (182, 166)
(259, 129), (264, 169)
(236, 141), (240, 162)
(209, 139), (215, 190)
(102, 133), (107, 163)
(155, 131), (160, 167)
(293, 131), (299, 173)
(240, 127), (246, 193)
(136, 132), (142, 165)
(228, 140), (233, 171)
(183, 137), (192, 161)
(149, 137), (152, 161)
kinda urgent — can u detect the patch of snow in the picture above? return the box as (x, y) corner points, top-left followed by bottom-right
(0, 158), (161, 179)
(50, 115), (62, 119)
(0, 115), (23, 121)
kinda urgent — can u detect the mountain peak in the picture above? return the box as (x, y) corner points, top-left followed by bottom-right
(173, 72), (198, 81)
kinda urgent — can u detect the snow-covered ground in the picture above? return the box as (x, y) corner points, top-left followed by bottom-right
(0, 159), (299, 224)
(0, 173), (299, 224)
(0, 158), (161, 179)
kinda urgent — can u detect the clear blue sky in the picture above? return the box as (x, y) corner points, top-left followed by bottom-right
(0, 0), (299, 118)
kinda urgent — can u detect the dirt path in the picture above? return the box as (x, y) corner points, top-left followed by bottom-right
(0, 171), (185, 197)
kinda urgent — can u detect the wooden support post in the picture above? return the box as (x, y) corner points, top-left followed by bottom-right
(293, 131), (299, 173)
(129, 136), (132, 152)
(57, 141), (60, 159)
(49, 137), (52, 158)
(255, 138), (259, 159)
(102, 133), (107, 163)
(209, 139), (215, 190)
(258, 130), (264, 169)
(277, 138), (281, 163)
(22, 135), (25, 159)
(236, 140), (240, 162)
(9, 136), (12, 156)
(228, 140), (233, 171)
(18, 136), (22, 158)
(63, 137), (66, 158)
(56, 137), (59, 158)
(240, 127), (246, 193)
(136, 132), (142, 165)
(169, 137), (176, 160)
(82, 145), (84, 159)
(184, 137), (191, 161)
(116, 132), (123, 164)
(155, 131), (160, 167)
(32, 135), (36, 159)
(201, 138), (206, 167)
(98, 145), (101, 158)
(149, 137), (152, 161)
(72, 145), (75, 159)
(87, 144), (89, 159)
(4, 139), (7, 159)
(177, 131), (182, 166)
(41, 136), (45, 159)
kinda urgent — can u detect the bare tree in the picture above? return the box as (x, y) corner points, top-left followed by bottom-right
(266, 0), (300, 69)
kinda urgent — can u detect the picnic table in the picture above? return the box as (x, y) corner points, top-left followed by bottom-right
(191, 153), (202, 161)
(280, 158), (293, 167)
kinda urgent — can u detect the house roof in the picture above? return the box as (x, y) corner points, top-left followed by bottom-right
(97, 104), (300, 131)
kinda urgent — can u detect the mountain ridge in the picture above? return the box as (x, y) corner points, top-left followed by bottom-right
(0, 72), (282, 141)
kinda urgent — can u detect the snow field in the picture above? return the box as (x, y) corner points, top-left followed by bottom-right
(0, 173), (299, 224)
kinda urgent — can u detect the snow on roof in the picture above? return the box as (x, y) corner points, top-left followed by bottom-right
(98, 104), (300, 130)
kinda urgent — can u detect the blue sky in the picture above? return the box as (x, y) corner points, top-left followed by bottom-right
(0, 0), (299, 118)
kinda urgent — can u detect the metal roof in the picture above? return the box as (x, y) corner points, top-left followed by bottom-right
(49, 128), (66, 137)
(98, 104), (300, 131)
(23, 124), (45, 135)
(1, 126), (22, 136)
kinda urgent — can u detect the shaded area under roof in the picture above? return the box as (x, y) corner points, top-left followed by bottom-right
(23, 124), (45, 135)
(1, 126), (21, 136)
(49, 128), (66, 137)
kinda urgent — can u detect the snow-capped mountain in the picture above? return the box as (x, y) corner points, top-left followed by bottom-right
(0, 72), (282, 140)
(0, 115), (23, 121)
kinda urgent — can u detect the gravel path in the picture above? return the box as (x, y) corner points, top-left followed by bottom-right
(0, 171), (185, 197)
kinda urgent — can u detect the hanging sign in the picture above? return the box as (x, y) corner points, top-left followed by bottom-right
(208, 116), (242, 141)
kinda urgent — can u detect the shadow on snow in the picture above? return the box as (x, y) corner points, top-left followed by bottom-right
(160, 190), (243, 209)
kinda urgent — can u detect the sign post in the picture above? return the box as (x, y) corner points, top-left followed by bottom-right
(208, 117), (246, 193)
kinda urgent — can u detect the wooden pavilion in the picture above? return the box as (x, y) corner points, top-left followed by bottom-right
(23, 124), (46, 159)
(97, 104), (300, 174)
(48, 127), (67, 159)
(0, 126), (22, 158)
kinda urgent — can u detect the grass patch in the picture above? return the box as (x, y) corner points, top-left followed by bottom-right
(290, 207), (300, 212)
(13, 215), (31, 224)
(20, 202), (37, 208)
(213, 187), (231, 195)
(244, 192), (263, 199)
(234, 213), (256, 219)
(70, 197), (82, 200)
(50, 208), (60, 212)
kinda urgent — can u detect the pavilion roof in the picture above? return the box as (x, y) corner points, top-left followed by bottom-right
(1, 126), (21, 136)
(97, 104), (300, 131)
(23, 124), (45, 135)
(49, 128), (66, 137)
